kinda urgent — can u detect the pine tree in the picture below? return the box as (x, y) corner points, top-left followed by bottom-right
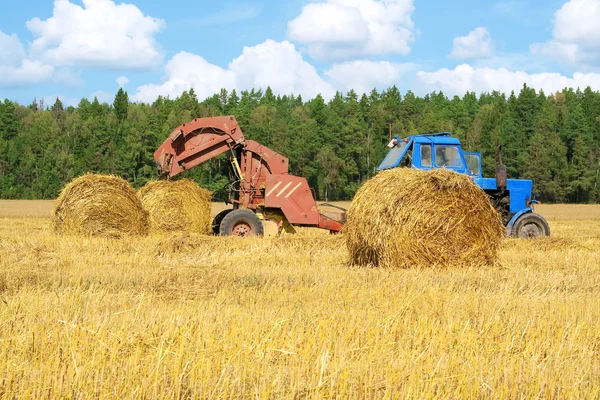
(51, 97), (66, 135)
(516, 84), (540, 141)
(0, 100), (20, 140)
(226, 89), (240, 114)
(261, 87), (276, 105)
(113, 88), (129, 122)
(567, 134), (595, 203)
(308, 94), (327, 125)
(523, 100), (568, 202)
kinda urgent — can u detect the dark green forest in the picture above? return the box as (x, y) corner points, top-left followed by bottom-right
(1, 84), (599, 203)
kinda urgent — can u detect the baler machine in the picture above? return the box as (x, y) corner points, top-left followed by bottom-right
(154, 116), (345, 237)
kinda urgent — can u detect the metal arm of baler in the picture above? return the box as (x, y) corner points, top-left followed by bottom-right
(154, 116), (247, 178)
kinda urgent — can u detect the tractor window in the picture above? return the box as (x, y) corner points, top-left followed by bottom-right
(435, 145), (464, 168)
(421, 144), (432, 167)
(379, 141), (409, 169)
(465, 153), (481, 176)
(399, 146), (413, 167)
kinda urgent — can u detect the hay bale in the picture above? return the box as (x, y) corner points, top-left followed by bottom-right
(52, 174), (149, 238)
(344, 168), (504, 268)
(138, 179), (212, 234)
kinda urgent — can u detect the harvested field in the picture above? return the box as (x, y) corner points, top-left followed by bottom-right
(138, 179), (212, 234)
(0, 203), (599, 398)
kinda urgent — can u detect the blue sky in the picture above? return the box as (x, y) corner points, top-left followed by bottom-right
(1, 0), (599, 106)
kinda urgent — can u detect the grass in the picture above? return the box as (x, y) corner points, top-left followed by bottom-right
(0, 202), (599, 398)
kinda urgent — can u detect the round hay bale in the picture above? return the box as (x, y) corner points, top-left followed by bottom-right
(52, 174), (149, 238)
(344, 168), (504, 268)
(137, 179), (212, 234)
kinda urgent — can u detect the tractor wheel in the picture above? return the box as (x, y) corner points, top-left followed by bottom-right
(211, 209), (232, 235)
(219, 209), (264, 237)
(513, 213), (550, 238)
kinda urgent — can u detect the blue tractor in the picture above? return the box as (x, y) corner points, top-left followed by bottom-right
(378, 133), (550, 238)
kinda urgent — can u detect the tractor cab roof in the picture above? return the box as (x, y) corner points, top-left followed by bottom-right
(408, 133), (462, 146)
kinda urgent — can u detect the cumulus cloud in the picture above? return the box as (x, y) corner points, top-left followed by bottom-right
(228, 40), (335, 98)
(0, 60), (55, 88)
(133, 40), (335, 103)
(416, 64), (600, 96)
(0, 30), (26, 65)
(287, 0), (415, 60)
(530, 0), (600, 66)
(0, 29), (54, 88)
(117, 76), (129, 87)
(450, 27), (493, 60)
(26, 0), (165, 69)
(325, 61), (415, 93)
(133, 52), (236, 103)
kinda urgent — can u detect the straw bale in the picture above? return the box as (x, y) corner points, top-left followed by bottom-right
(52, 174), (149, 238)
(138, 179), (212, 234)
(344, 168), (504, 268)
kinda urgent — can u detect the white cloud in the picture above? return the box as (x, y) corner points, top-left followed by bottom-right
(0, 60), (55, 88)
(117, 76), (129, 87)
(53, 67), (84, 87)
(416, 64), (600, 96)
(1, 1), (163, 88)
(228, 40), (335, 99)
(287, 0), (415, 60)
(0, 30), (26, 65)
(26, 0), (165, 69)
(552, 0), (600, 47)
(0, 29), (54, 88)
(530, 42), (578, 64)
(530, 0), (600, 66)
(450, 27), (493, 60)
(133, 52), (236, 103)
(133, 40), (335, 103)
(325, 61), (415, 93)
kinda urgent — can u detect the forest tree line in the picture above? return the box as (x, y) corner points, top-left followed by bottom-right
(0, 84), (599, 203)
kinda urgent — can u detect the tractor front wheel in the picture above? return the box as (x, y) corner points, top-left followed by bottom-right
(513, 213), (550, 238)
(219, 209), (264, 237)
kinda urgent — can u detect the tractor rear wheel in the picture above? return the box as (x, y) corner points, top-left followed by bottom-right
(219, 209), (264, 237)
(211, 209), (232, 235)
(513, 213), (550, 238)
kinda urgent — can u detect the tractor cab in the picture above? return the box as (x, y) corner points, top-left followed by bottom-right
(378, 133), (551, 238)
(379, 133), (480, 176)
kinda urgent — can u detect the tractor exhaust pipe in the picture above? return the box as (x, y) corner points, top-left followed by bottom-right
(496, 145), (507, 191)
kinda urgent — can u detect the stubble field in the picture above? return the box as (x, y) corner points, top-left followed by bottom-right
(0, 201), (599, 398)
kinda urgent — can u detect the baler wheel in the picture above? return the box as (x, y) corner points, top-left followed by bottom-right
(212, 209), (232, 235)
(219, 209), (264, 237)
(513, 213), (550, 238)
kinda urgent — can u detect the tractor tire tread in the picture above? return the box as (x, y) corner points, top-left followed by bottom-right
(219, 209), (264, 237)
(513, 212), (550, 238)
(212, 209), (233, 235)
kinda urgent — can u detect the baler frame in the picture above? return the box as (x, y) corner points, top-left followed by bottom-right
(154, 115), (345, 236)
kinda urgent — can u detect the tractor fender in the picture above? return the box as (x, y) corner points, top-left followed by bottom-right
(505, 208), (533, 236)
